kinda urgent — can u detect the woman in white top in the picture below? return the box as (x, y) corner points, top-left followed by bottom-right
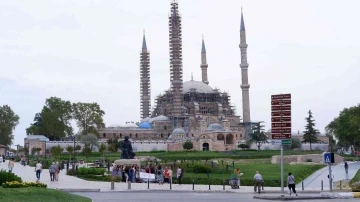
(287, 172), (297, 196)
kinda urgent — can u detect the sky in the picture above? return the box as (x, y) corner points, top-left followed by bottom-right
(0, 0), (359, 147)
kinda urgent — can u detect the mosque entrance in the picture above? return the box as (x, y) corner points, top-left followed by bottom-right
(202, 143), (209, 151)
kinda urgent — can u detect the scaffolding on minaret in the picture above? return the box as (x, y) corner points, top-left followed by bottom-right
(140, 30), (151, 119)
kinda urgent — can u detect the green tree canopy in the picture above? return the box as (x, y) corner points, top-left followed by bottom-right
(80, 133), (99, 150)
(26, 97), (73, 140)
(0, 105), (20, 146)
(247, 122), (267, 151)
(326, 104), (360, 152)
(72, 102), (105, 136)
(183, 140), (193, 151)
(302, 110), (319, 150)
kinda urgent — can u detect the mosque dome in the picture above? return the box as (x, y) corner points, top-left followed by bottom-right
(207, 123), (225, 131)
(108, 122), (138, 128)
(183, 80), (214, 94)
(168, 128), (186, 140)
(138, 122), (152, 129)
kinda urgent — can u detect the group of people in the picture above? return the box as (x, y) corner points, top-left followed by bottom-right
(112, 164), (183, 185)
(34, 161), (61, 182)
(252, 170), (297, 196)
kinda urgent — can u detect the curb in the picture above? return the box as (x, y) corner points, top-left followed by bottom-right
(57, 188), (100, 192)
(321, 192), (360, 199)
(253, 196), (333, 201)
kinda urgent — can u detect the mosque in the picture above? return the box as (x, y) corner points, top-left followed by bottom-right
(97, 1), (252, 152)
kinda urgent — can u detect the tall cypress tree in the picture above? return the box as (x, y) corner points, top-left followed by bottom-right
(302, 110), (319, 150)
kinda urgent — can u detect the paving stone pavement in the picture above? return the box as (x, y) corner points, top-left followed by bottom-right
(0, 160), (328, 193)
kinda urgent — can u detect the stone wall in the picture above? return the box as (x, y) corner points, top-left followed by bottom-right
(271, 153), (344, 164)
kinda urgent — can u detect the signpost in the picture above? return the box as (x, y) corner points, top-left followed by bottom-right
(324, 153), (334, 192)
(271, 93), (292, 195)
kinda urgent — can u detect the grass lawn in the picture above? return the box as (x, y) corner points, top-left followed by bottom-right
(350, 169), (360, 184)
(0, 187), (91, 202)
(184, 163), (324, 183)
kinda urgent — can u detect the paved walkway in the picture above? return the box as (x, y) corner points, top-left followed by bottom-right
(0, 160), (347, 193)
(298, 161), (360, 188)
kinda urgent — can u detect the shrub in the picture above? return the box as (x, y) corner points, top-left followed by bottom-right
(2, 181), (47, 188)
(191, 164), (212, 174)
(306, 159), (313, 162)
(78, 175), (121, 182)
(67, 167), (105, 176)
(183, 141), (193, 150)
(238, 144), (249, 150)
(0, 169), (22, 184)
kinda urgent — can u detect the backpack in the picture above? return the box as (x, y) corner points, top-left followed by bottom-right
(157, 170), (161, 175)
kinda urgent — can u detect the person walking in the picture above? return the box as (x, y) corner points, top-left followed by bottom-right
(35, 161), (42, 182)
(253, 171), (263, 194)
(287, 172), (297, 196)
(168, 167), (173, 184)
(157, 166), (164, 185)
(8, 158), (15, 173)
(55, 162), (60, 181)
(344, 161), (349, 173)
(177, 166), (183, 185)
(234, 168), (241, 188)
(49, 162), (56, 182)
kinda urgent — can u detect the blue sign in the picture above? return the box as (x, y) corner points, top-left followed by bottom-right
(324, 153), (331, 164)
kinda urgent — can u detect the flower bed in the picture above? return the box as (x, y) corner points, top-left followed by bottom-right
(2, 181), (47, 188)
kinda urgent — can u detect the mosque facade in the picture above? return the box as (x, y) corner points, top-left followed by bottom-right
(98, 1), (251, 151)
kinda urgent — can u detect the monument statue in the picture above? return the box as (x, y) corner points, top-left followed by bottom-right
(120, 136), (135, 159)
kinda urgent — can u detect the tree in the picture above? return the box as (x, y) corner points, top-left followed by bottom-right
(31, 147), (42, 155)
(183, 140), (193, 151)
(302, 110), (319, 150)
(107, 138), (120, 152)
(283, 138), (302, 150)
(326, 104), (360, 152)
(65, 145), (74, 160)
(72, 102), (105, 136)
(0, 105), (20, 146)
(248, 122), (267, 151)
(80, 134), (98, 150)
(81, 144), (92, 162)
(50, 145), (63, 160)
(26, 97), (73, 140)
(22, 146), (29, 155)
(75, 144), (82, 153)
(99, 143), (107, 163)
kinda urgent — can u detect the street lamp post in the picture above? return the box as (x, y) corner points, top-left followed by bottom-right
(73, 135), (76, 171)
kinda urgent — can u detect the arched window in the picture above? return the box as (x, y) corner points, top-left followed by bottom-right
(135, 133), (138, 138)
(164, 125), (167, 130)
(103, 133), (106, 138)
(120, 133), (122, 138)
(161, 134), (163, 138)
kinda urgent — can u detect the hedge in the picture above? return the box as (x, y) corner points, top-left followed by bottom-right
(0, 169), (22, 185)
(2, 181), (47, 188)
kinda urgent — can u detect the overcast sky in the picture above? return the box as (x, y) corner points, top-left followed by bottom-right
(1, 0), (359, 147)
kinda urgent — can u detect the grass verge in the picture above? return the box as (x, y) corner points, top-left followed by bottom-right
(0, 187), (91, 202)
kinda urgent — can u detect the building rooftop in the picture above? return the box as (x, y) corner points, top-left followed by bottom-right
(25, 135), (50, 142)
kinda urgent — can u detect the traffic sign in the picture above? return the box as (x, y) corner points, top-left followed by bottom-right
(271, 105), (291, 111)
(271, 117), (291, 122)
(272, 123), (291, 128)
(281, 139), (292, 145)
(271, 100), (291, 105)
(271, 111), (291, 116)
(271, 140), (282, 145)
(324, 153), (331, 164)
(271, 128), (291, 133)
(272, 134), (291, 139)
(271, 94), (291, 100)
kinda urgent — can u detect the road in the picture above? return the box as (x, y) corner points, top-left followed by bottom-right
(72, 191), (359, 202)
(299, 161), (360, 188)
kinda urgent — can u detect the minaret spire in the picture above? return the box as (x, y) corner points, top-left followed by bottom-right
(200, 35), (209, 85)
(140, 30), (151, 119)
(169, 0), (183, 117)
(239, 8), (251, 123)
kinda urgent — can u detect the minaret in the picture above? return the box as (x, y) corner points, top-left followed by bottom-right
(140, 30), (151, 119)
(239, 8), (251, 123)
(200, 36), (209, 85)
(169, 0), (183, 117)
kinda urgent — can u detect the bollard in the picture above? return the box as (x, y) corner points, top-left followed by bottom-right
(321, 180), (323, 190)
(209, 180), (211, 190)
(148, 179), (150, 189)
(262, 181), (264, 191)
(111, 181), (114, 190)
(192, 179), (195, 190)
(128, 181), (131, 190)
(170, 180), (172, 190)
(302, 181), (304, 190)
(223, 180), (225, 190)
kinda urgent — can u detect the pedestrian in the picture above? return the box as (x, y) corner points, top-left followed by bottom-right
(8, 158), (15, 173)
(35, 161), (42, 182)
(287, 172), (297, 196)
(49, 162), (56, 182)
(164, 167), (169, 183)
(177, 166), (182, 185)
(55, 161), (60, 181)
(157, 166), (164, 185)
(253, 171), (263, 194)
(234, 168), (241, 188)
(344, 161), (349, 173)
(168, 167), (173, 184)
